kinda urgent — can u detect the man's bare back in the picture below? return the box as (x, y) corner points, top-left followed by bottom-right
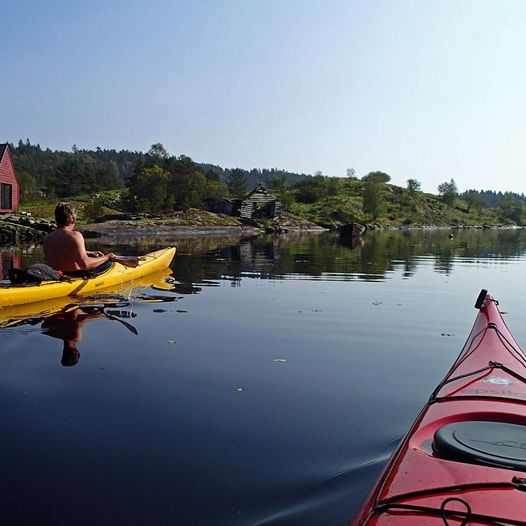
(44, 203), (116, 273)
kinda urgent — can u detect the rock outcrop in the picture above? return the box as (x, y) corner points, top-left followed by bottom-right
(0, 213), (55, 245)
(0, 221), (46, 245)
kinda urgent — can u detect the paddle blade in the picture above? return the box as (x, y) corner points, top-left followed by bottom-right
(103, 312), (139, 335)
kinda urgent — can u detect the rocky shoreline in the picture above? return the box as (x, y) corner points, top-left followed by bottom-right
(83, 213), (326, 237)
(0, 210), (327, 246)
(1, 210), (522, 247)
(365, 223), (524, 231)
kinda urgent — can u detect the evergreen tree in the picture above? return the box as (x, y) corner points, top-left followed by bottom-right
(227, 168), (247, 197)
(406, 179), (421, 193)
(437, 179), (458, 206)
(362, 179), (384, 220)
(462, 190), (483, 212)
(129, 166), (170, 213)
(362, 171), (391, 183)
(147, 143), (169, 159)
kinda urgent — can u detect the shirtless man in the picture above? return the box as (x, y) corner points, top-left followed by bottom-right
(44, 203), (117, 273)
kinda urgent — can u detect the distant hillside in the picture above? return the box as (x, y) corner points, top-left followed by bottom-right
(7, 139), (526, 227)
(287, 178), (507, 228)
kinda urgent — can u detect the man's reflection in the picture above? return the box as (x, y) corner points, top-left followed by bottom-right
(41, 307), (106, 367)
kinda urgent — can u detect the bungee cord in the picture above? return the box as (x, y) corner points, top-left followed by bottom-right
(368, 479), (526, 526)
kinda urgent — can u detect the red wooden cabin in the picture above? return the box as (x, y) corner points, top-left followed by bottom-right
(0, 144), (20, 213)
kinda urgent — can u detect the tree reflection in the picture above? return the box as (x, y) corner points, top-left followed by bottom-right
(168, 228), (526, 287)
(3, 229), (526, 293)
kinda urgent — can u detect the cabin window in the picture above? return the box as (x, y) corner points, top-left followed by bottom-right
(1, 183), (12, 209)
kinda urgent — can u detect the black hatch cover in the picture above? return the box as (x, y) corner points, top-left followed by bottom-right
(433, 421), (526, 471)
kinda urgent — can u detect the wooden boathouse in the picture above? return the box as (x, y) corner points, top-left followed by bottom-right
(238, 184), (282, 220)
(203, 185), (283, 220)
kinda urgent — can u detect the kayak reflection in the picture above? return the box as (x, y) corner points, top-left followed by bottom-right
(0, 268), (178, 366)
(0, 268), (174, 326)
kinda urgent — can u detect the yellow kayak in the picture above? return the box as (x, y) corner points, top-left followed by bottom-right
(0, 246), (176, 308)
(0, 267), (175, 327)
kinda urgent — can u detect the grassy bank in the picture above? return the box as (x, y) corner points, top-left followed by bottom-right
(286, 183), (504, 228)
(19, 183), (509, 229)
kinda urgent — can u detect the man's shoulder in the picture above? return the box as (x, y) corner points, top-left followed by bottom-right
(45, 228), (82, 243)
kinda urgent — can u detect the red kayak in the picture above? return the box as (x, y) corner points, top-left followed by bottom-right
(351, 290), (526, 525)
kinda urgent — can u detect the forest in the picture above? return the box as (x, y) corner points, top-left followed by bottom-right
(11, 140), (309, 204)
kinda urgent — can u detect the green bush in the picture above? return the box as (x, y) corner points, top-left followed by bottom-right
(82, 196), (106, 221)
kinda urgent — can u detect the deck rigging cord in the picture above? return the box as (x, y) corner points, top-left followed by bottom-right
(368, 479), (526, 525)
(427, 318), (526, 405)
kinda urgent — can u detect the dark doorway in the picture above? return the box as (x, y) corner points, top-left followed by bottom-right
(1, 183), (12, 210)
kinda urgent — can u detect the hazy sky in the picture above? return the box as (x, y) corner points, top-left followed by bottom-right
(2, 0), (525, 193)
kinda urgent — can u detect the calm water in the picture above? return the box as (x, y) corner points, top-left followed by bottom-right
(2, 229), (526, 525)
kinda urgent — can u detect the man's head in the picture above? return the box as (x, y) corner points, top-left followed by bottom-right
(54, 203), (77, 227)
(61, 343), (80, 367)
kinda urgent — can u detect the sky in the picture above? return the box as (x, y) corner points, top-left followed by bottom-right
(2, 0), (526, 193)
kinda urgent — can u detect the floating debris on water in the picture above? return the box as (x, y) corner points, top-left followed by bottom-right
(441, 332), (455, 337)
(372, 301), (383, 306)
(168, 339), (176, 344)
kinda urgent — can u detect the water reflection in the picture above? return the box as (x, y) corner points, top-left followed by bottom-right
(0, 268), (179, 370)
(2, 229), (526, 525)
(42, 306), (111, 367)
(0, 297), (141, 367)
(167, 229), (526, 289)
(3, 229), (526, 288)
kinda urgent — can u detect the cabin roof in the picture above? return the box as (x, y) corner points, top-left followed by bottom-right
(0, 143), (21, 187)
(244, 184), (277, 200)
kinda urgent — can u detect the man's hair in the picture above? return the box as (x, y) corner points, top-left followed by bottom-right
(54, 203), (76, 227)
(61, 346), (80, 367)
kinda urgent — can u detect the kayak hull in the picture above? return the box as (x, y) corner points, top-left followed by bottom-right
(0, 247), (176, 308)
(351, 291), (526, 525)
(0, 267), (175, 326)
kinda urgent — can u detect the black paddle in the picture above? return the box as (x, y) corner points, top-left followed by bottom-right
(64, 304), (138, 335)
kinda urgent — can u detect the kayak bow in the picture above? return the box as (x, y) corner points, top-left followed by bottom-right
(351, 289), (526, 525)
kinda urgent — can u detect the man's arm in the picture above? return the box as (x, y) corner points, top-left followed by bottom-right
(72, 232), (116, 270)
